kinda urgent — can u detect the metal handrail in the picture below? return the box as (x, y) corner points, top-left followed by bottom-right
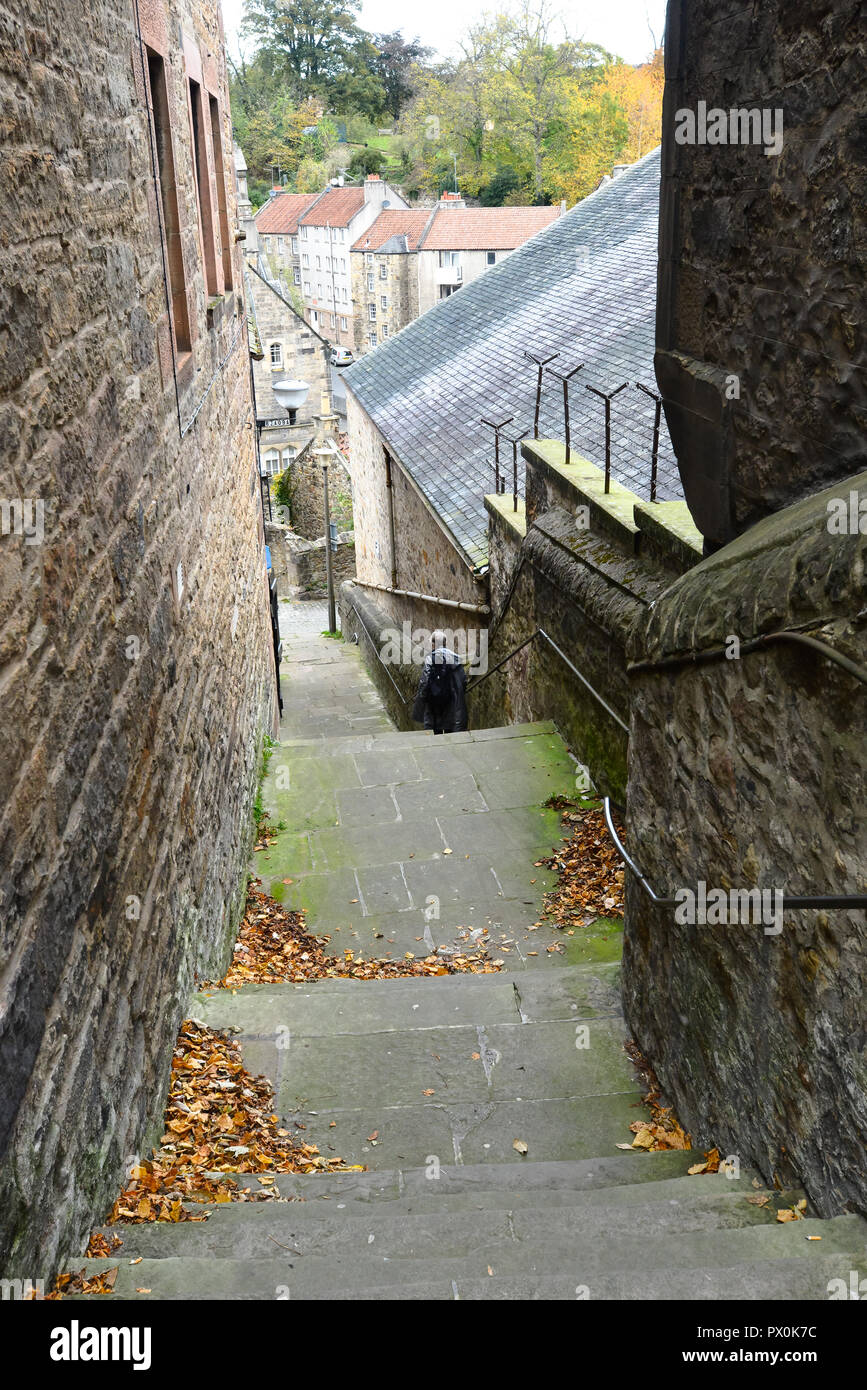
(466, 626), (630, 737)
(602, 798), (867, 911)
(628, 627), (867, 686)
(347, 602), (410, 706)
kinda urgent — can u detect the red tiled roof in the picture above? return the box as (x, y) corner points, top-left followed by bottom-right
(419, 205), (560, 251)
(255, 193), (321, 234)
(298, 186), (366, 228)
(351, 210), (433, 252)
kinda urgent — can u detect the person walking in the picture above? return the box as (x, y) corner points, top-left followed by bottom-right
(412, 631), (468, 735)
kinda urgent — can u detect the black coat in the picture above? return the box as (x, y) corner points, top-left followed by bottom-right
(412, 649), (468, 732)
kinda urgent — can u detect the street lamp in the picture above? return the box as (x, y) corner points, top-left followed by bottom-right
(272, 377), (310, 424)
(313, 445), (337, 633)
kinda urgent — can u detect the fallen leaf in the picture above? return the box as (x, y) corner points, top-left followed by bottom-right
(422, 1089), (435, 1097)
(513, 1139), (529, 1155)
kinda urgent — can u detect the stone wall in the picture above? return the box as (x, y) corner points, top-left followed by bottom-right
(0, 0), (275, 1277)
(346, 389), (488, 608)
(657, 0), (866, 547)
(474, 443), (703, 800)
(622, 472), (867, 1216)
(266, 520), (356, 600)
(286, 438), (353, 542)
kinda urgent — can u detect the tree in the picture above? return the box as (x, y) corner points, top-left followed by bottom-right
(601, 49), (664, 161)
(241, 0), (386, 114)
(371, 33), (433, 121)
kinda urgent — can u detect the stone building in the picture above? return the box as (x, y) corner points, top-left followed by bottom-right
(349, 199), (562, 355)
(349, 210), (430, 355)
(297, 176), (409, 349)
(254, 189), (320, 299)
(245, 264), (332, 484)
(0, 0), (275, 1276)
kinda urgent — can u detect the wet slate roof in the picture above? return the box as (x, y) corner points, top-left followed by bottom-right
(343, 147), (680, 571)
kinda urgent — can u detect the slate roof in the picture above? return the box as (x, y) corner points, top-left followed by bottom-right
(353, 210), (433, 252)
(343, 147), (678, 571)
(419, 204), (560, 250)
(298, 186), (366, 228)
(256, 192), (320, 235)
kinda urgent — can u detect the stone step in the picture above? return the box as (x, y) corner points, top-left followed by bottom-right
(72, 1214), (867, 1299)
(124, 1167), (795, 1220)
(278, 722), (561, 754)
(93, 1185), (833, 1262)
(193, 964), (622, 1038)
(186, 1150), (701, 1204)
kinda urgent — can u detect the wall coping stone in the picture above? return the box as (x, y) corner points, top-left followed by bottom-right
(523, 439), (641, 551)
(633, 499), (703, 571)
(484, 492), (527, 538)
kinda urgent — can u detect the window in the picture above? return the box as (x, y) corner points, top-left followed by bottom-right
(330, 314), (335, 328)
(368, 332), (377, 348)
(342, 287), (348, 302)
(340, 316), (348, 331)
(300, 225), (308, 239)
(367, 273), (374, 292)
(208, 94), (232, 288)
(269, 342), (282, 368)
(382, 324), (389, 338)
(365, 253), (373, 265)
(144, 50), (191, 354)
(315, 256), (321, 269)
(486, 250), (496, 265)
(379, 263), (387, 279)
(291, 237), (298, 253)
(187, 78), (218, 294)
(303, 281), (311, 295)
(282, 447), (295, 469)
(368, 303), (376, 320)
(263, 449), (281, 476)
(293, 267), (301, 284)
(302, 254), (309, 267)
(311, 310), (318, 323)
(380, 295), (387, 309)
(277, 236), (284, 254)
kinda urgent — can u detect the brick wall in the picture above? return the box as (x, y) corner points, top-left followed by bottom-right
(0, 0), (275, 1277)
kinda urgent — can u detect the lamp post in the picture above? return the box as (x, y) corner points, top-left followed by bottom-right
(268, 377), (310, 522)
(314, 445), (337, 633)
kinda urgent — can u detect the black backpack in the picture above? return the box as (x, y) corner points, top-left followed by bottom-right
(427, 657), (454, 709)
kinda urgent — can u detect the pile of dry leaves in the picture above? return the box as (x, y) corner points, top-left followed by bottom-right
(207, 881), (500, 987)
(621, 1040), (692, 1154)
(53, 1016), (353, 1296)
(107, 1018), (354, 1226)
(536, 803), (625, 929)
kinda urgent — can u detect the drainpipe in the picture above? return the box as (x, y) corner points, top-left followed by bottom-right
(384, 447), (398, 589)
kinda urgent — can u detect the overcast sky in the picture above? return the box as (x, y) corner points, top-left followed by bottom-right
(220, 0), (668, 68)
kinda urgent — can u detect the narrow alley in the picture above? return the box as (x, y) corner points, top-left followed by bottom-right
(71, 605), (867, 1300)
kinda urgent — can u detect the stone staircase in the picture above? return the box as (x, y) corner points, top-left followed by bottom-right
(70, 612), (867, 1300)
